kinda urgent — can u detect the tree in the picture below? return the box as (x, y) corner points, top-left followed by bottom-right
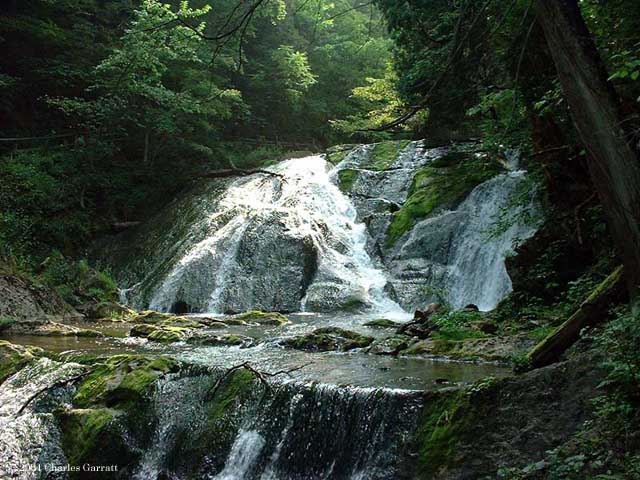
(533, 0), (640, 305)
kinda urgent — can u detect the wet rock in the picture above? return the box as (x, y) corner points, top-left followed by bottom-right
(130, 323), (192, 342)
(37, 322), (102, 337)
(363, 318), (404, 329)
(413, 303), (443, 321)
(463, 304), (479, 311)
(284, 327), (374, 352)
(400, 334), (536, 363)
(366, 335), (410, 355)
(77, 301), (135, 320)
(188, 333), (255, 347)
(233, 310), (289, 326)
(473, 320), (498, 335)
(0, 340), (46, 383)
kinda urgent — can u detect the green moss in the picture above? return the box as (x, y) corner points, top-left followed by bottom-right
(208, 368), (257, 420)
(414, 378), (503, 478)
(58, 408), (117, 465)
(386, 149), (502, 245)
(341, 296), (367, 312)
(415, 391), (471, 477)
(325, 144), (358, 165)
(148, 325), (191, 342)
(0, 315), (15, 332)
(366, 140), (410, 171)
(337, 169), (360, 192)
(285, 327), (374, 352)
(234, 310), (289, 326)
(0, 340), (46, 383)
(73, 354), (178, 409)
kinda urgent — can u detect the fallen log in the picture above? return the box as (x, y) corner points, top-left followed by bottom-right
(202, 167), (283, 180)
(527, 265), (625, 369)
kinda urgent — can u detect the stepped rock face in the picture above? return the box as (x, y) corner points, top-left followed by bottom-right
(103, 140), (539, 314)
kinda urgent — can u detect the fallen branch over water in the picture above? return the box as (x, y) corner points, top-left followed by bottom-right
(16, 370), (88, 417)
(206, 361), (312, 400)
(202, 167), (284, 180)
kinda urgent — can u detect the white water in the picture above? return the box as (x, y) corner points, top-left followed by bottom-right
(213, 430), (266, 480)
(446, 171), (539, 310)
(149, 156), (405, 317)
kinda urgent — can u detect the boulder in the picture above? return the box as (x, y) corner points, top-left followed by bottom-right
(284, 327), (374, 352)
(366, 335), (410, 355)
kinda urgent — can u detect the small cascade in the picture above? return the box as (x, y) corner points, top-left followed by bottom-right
(0, 359), (85, 479)
(145, 155), (404, 316)
(445, 171), (539, 310)
(134, 373), (424, 480)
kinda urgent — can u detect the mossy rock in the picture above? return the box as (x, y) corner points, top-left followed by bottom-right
(0, 315), (16, 332)
(325, 144), (358, 165)
(188, 333), (254, 347)
(337, 169), (360, 192)
(364, 318), (404, 329)
(130, 310), (202, 328)
(233, 310), (289, 326)
(365, 140), (411, 171)
(366, 335), (410, 355)
(57, 407), (132, 468)
(73, 354), (179, 409)
(284, 327), (374, 352)
(79, 301), (136, 321)
(130, 323), (192, 342)
(386, 148), (502, 245)
(28, 321), (103, 338)
(0, 340), (46, 383)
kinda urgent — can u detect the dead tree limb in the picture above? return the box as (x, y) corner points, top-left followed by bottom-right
(16, 371), (87, 417)
(202, 167), (284, 180)
(206, 361), (312, 400)
(527, 265), (625, 369)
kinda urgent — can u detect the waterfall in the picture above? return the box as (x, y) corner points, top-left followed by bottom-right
(134, 373), (423, 480)
(445, 171), (539, 310)
(147, 155), (404, 316)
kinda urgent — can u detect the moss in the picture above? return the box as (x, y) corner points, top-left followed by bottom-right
(386, 149), (502, 245)
(147, 326), (191, 342)
(366, 140), (410, 171)
(341, 296), (367, 312)
(234, 310), (289, 326)
(208, 368), (257, 421)
(0, 315), (16, 332)
(337, 169), (360, 192)
(73, 354), (178, 409)
(325, 144), (358, 165)
(415, 390), (472, 477)
(0, 340), (46, 383)
(285, 327), (374, 352)
(58, 408), (118, 465)
(130, 310), (202, 328)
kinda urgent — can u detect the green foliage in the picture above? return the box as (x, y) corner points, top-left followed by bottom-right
(386, 149), (502, 244)
(37, 251), (118, 305)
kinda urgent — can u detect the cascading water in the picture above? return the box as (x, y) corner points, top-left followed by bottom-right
(146, 156), (404, 317)
(445, 171), (539, 310)
(132, 373), (424, 480)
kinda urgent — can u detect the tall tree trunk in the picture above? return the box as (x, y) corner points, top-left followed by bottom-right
(534, 0), (640, 306)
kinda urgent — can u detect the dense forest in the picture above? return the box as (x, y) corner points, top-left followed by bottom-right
(1, 0), (640, 478)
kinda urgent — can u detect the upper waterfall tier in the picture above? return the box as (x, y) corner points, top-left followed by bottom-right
(106, 141), (540, 313)
(117, 155), (404, 315)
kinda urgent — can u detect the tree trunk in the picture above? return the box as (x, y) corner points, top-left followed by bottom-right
(143, 129), (150, 164)
(527, 266), (625, 369)
(534, 0), (640, 306)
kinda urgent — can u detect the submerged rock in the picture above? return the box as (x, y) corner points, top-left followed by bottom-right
(188, 333), (255, 347)
(284, 327), (374, 352)
(0, 340), (46, 383)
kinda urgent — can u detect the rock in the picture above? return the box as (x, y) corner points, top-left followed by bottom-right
(130, 323), (192, 342)
(413, 303), (443, 321)
(400, 334), (537, 363)
(0, 274), (81, 326)
(366, 335), (410, 355)
(0, 340), (46, 383)
(398, 318), (438, 339)
(284, 327), (374, 352)
(188, 333), (255, 347)
(473, 320), (498, 335)
(233, 310), (289, 326)
(27, 322), (103, 338)
(77, 301), (136, 320)
(463, 304), (480, 311)
(363, 319), (404, 329)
